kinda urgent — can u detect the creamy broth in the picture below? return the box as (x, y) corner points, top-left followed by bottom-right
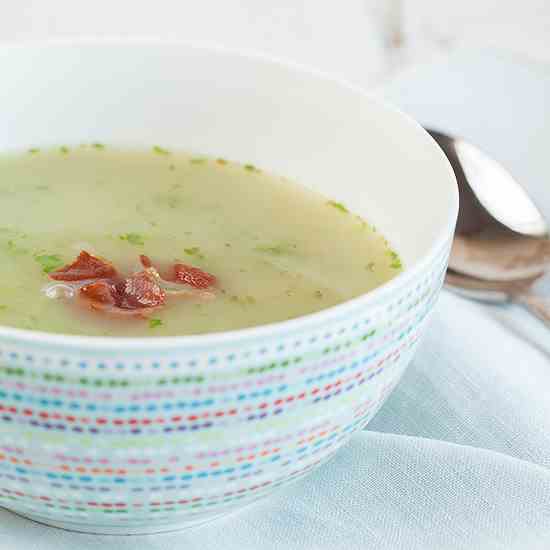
(0, 147), (402, 336)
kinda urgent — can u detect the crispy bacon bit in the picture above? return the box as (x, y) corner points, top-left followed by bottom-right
(115, 271), (166, 309)
(80, 280), (116, 305)
(174, 264), (217, 289)
(50, 251), (117, 281)
(46, 250), (217, 319)
(139, 254), (153, 269)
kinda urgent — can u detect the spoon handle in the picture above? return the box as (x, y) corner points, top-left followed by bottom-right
(515, 293), (550, 326)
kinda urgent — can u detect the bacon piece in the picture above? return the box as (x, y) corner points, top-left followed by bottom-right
(173, 263), (217, 289)
(80, 273), (165, 316)
(50, 251), (117, 282)
(139, 255), (153, 269)
(114, 271), (166, 309)
(46, 250), (216, 319)
(80, 280), (116, 305)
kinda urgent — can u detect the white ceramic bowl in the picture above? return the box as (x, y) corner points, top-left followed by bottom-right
(0, 40), (457, 534)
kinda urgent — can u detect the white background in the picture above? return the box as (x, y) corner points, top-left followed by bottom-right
(2, 0), (549, 88)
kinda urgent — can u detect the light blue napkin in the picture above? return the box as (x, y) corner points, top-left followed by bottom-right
(0, 49), (549, 550)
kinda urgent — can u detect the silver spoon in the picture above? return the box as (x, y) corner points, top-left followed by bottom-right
(426, 128), (550, 325)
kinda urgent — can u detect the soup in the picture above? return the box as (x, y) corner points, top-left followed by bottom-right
(0, 147), (401, 336)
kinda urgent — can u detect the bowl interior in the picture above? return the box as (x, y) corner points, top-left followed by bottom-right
(0, 41), (456, 272)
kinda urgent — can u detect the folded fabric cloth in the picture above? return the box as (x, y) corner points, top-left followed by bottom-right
(0, 49), (549, 550)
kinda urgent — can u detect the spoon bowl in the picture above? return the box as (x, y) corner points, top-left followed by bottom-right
(427, 128), (550, 326)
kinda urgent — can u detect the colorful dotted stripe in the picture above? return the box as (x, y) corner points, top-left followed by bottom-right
(0, 244), (449, 527)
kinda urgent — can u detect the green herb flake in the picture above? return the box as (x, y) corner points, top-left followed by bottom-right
(190, 158), (206, 165)
(366, 262), (376, 272)
(388, 250), (402, 269)
(35, 254), (64, 274)
(0, 305), (7, 311)
(28, 148), (40, 154)
(149, 318), (163, 328)
(59, 146), (70, 154)
(6, 240), (28, 256)
(168, 164), (176, 171)
(34, 184), (49, 191)
(119, 233), (145, 246)
(244, 164), (258, 172)
(314, 290), (324, 299)
(254, 243), (297, 256)
(183, 247), (203, 258)
(153, 145), (171, 155)
(92, 143), (105, 150)
(327, 200), (348, 213)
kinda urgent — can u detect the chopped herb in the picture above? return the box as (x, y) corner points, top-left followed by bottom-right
(34, 184), (49, 191)
(92, 143), (105, 150)
(119, 233), (145, 246)
(149, 221), (158, 227)
(190, 158), (206, 164)
(149, 318), (163, 328)
(327, 200), (348, 213)
(216, 158), (228, 165)
(154, 192), (182, 209)
(28, 148), (40, 154)
(366, 262), (376, 272)
(0, 305), (6, 311)
(244, 164), (258, 172)
(183, 246), (204, 259)
(224, 243), (232, 248)
(229, 295), (256, 305)
(314, 290), (324, 299)
(153, 145), (170, 155)
(254, 243), (297, 256)
(59, 146), (70, 154)
(388, 250), (402, 269)
(35, 254), (63, 274)
(168, 164), (176, 171)
(285, 289), (294, 297)
(6, 240), (28, 255)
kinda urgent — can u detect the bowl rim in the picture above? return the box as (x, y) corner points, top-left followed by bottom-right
(0, 38), (458, 350)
